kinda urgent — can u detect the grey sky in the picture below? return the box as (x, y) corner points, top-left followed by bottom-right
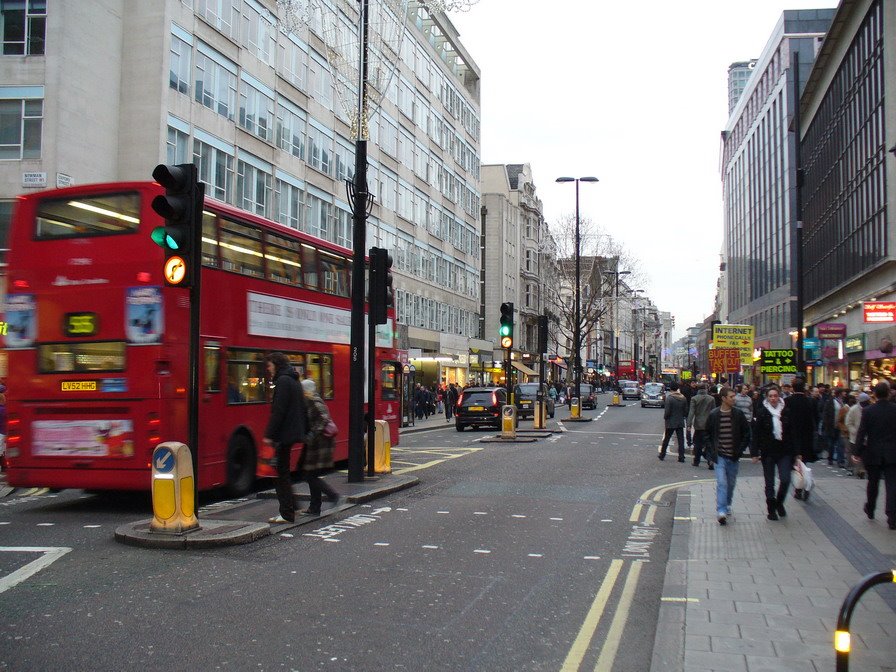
(448, 0), (839, 339)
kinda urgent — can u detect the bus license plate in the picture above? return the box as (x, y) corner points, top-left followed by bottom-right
(61, 381), (97, 391)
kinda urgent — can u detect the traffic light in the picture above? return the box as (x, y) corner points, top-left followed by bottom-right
(499, 302), (514, 350)
(537, 314), (548, 354)
(369, 247), (393, 325)
(150, 163), (203, 286)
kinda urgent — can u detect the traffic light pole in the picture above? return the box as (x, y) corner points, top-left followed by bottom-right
(188, 183), (204, 505)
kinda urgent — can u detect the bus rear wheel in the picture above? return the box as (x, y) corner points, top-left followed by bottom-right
(226, 433), (256, 497)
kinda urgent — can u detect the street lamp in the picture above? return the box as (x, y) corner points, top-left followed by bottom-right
(556, 176), (598, 405)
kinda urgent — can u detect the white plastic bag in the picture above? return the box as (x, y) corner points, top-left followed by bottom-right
(791, 459), (814, 499)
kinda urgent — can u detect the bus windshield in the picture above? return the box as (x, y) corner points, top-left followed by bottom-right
(35, 192), (141, 239)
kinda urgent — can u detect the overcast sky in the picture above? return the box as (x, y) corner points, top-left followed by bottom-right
(448, 0), (839, 340)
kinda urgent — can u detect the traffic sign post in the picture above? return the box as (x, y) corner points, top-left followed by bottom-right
(150, 442), (199, 534)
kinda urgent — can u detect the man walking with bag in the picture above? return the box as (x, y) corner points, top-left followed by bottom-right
(854, 381), (896, 529)
(706, 386), (753, 525)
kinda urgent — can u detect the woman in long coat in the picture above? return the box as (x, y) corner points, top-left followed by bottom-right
(299, 378), (340, 515)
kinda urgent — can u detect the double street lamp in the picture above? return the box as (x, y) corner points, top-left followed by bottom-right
(556, 176), (598, 403)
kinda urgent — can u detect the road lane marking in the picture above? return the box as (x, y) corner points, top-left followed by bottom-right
(0, 547), (72, 595)
(512, 514), (526, 518)
(528, 553), (543, 557)
(594, 560), (644, 672)
(422, 545), (439, 549)
(36, 523), (55, 527)
(83, 525), (102, 529)
(595, 431), (664, 437)
(560, 558), (624, 672)
(437, 510), (450, 514)
(374, 542), (390, 546)
(629, 479), (713, 522)
(473, 511), (487, 515)
(550, 517), (563, 521)
(473, 549), (491, 554)
(583, 556), (601, 560)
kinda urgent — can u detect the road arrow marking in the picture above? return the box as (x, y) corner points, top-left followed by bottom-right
(0, 547), (72, 595)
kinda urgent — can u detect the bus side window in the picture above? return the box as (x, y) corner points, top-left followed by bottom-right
(203, 345), (221, 393)
(380, 361), (398, 400)
(220, 219), (264, 278)
(265, 233), (303, 286)
(302, 244), (319, 289)
(306, 353), (333, 400)
(201, 211), (219, 268)
(319, 252), (350, 297)
(227, 350), (266, 403)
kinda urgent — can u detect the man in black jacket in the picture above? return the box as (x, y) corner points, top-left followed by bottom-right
(854, 381), (896, 529)
(782, 378), (817, 463)
(264, 352), (307, 524)
(705, 386), (754, 525)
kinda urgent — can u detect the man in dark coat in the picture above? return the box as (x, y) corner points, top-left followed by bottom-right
(659, 382), (688, 462)
(705, 386), (753, 525)
(445, 383), (459, 422)
(264, 352), (307, 524)
(782, 377), (817, 463)
(854, 381), (896, 529)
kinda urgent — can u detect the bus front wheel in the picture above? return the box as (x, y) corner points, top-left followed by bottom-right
(226, 433), (256, 497)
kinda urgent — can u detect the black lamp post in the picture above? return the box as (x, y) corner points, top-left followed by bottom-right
(556, 176), (598, 403)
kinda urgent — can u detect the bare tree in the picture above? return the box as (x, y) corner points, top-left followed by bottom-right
(543, 215), (645, 381)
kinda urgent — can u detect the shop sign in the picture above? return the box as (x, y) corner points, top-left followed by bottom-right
(711, 324), (754, 365)
(844, 334), (865, 353)
(863, 302), (896, 323)
(802, 337), (820, 349)
(708, 348), (741, 373)
(817, 322), (846, 339)
(760, 349), (797, 374)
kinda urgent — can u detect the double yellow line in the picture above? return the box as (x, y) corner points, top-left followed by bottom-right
(561, 479), (712, 671)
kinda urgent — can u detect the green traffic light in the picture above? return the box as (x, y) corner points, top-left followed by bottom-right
(150, 226), (181, 250)
(499, 324), (511, 336)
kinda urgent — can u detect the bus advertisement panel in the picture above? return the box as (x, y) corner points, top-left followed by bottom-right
(2, 182), (401, 495)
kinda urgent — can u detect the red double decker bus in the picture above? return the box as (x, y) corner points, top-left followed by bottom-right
(2, 182), (402, 495)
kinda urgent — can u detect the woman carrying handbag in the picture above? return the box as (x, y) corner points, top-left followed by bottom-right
(298, 378), (340, 515)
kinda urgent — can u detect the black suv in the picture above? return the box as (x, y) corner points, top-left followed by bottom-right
(514, 383), (556, 419)
(455, 386), (509, 431)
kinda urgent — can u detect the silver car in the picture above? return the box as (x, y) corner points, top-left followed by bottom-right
(641, 382), (666, 408)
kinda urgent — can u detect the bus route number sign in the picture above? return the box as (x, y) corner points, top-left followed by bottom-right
(63, 312), (99, 337)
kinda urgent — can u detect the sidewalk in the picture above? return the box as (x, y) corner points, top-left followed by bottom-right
(114, 471), (418, 549)
(652, 467), (896, 672)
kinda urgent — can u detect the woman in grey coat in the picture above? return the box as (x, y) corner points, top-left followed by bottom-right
(298, 378), (340, 515)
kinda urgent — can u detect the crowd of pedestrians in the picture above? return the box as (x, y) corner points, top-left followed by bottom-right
(659, 376), (896, 529)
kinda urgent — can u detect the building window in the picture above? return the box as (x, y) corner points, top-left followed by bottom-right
(196, 0), (240, 40)
(169, 33), (191, 94)
(305, 192), (331, 240)
(193, 138), (234, 202)
(334, 138), (354, 183)
(237, 156), (272, 217)
(275, 102), (304, 159)
(0, 96), (41, 159)
(241, 0), (274, 64)
(194, 46), (237, 120)
(238, 79), (274, 142)
(279, 38), (307, 91)
(275, 179), (303, 231)
(167, 126), (189, 165)
(307, 123), (332, 175)
(1, 0), (45, 55)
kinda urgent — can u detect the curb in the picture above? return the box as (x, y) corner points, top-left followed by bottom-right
(114, 519), (271, 549)
(649, 485), (690, 672)
(114, 474), (419, 549)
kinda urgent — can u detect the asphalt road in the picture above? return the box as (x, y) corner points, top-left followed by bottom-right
(0, 396), (731, 671)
